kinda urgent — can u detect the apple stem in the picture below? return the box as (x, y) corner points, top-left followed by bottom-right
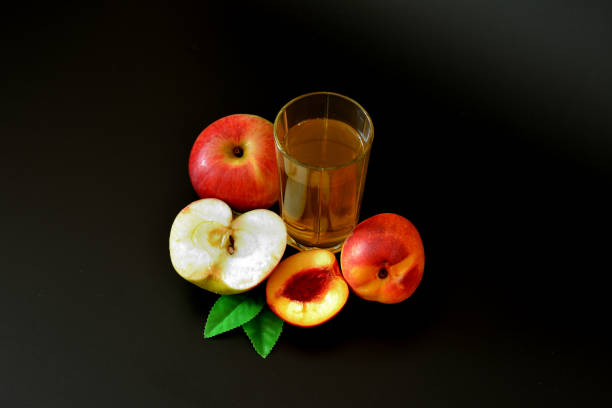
(232, 146), (243, 158)
(227, 235), (235, 255)
(378, 267), (388, 279)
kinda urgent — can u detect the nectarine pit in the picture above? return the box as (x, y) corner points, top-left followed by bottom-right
(281, 267), (331, 302)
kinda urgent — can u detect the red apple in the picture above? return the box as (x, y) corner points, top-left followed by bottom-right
(340, 213), (425, 304)
(189, 114), (279, 212)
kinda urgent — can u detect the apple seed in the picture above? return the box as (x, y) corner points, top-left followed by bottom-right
(227, 235), (235, 255)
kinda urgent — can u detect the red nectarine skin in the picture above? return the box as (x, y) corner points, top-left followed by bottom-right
(189, 114), (279, 212)
(340, 213), (425, 304)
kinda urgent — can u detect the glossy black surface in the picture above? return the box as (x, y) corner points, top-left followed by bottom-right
(2, 1), (611, 406)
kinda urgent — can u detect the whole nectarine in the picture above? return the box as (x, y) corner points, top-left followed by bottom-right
(340, 213), (424, 304)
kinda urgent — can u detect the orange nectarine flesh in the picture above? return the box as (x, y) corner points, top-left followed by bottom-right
(266, 249), (349, 327)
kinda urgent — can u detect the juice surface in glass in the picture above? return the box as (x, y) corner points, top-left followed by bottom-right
(279, 117), (368, 250)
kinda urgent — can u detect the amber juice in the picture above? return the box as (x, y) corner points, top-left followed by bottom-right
(278, 118), (369, 249)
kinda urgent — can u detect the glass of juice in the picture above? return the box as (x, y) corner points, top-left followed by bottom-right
(273, 92), (374, 253)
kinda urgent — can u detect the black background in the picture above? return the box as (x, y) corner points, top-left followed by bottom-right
(2, 1), (611, 406)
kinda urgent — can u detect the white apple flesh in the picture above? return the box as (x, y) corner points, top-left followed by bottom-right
(169, 198), (287, 294)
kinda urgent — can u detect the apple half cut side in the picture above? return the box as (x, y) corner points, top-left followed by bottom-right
(169, 198), (287, 294)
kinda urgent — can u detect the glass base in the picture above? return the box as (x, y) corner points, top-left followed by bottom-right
(285, 234), (344, 254)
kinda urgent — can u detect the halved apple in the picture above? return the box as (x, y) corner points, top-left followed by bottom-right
(169, 198), (287, 294)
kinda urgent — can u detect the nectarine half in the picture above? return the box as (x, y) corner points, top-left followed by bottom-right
(266, 249), (349, 327)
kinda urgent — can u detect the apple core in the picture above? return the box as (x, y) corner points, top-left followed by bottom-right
(192, 221), (226, 249)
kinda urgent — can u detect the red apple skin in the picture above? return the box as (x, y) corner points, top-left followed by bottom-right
(340, 213), (425, 304)
(189, 114), (279, 212)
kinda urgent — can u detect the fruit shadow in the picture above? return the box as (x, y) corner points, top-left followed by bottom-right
(281, 292), (438, 353)
(182, 249), (451, 352)
(186, 284), (217, 320)
(282, 254), (450, 352)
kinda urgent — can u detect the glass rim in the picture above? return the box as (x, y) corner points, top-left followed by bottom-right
(273, 91), (374, 171)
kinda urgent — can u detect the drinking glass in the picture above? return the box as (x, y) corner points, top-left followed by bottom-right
(273, 92), (374, 253)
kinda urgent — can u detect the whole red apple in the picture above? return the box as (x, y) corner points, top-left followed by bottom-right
(189, 114), (279, 212)
(340, 213), (425, 304)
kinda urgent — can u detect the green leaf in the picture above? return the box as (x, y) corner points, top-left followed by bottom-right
(204, 293), (265, 338)
(242, 307), (283, 358)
